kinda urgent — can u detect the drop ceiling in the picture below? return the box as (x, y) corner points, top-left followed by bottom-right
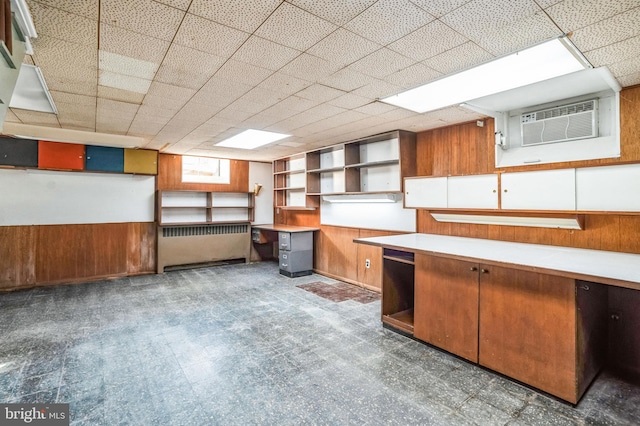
(4, 0), (640, 162)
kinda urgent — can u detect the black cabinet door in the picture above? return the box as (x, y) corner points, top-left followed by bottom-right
(0, 137), (38, 167)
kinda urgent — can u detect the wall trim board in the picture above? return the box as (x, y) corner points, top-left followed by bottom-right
(0, 168), (155, 226)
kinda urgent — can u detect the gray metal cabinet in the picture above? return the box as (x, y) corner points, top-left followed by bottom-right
(278, 231), (313, 277)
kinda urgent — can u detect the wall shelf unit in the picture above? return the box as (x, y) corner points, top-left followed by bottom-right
(158, 190), (254, 226)
(273, 154), (318, 210)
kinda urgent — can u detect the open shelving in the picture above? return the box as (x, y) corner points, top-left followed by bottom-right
(158, 190), (254, 225)
(382, 248), (415, 335)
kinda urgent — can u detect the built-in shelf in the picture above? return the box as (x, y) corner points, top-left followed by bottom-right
(383, 309), (414, 334)
(273, 154), (318, 209)
(344, 159), (400, 169)
(158, 190), (254, 226)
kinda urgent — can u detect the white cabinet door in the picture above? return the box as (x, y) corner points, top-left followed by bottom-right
(404, 177), (447, 208)
(501, 169), (576, 210)
(576, 164), (640, 211)
(448, 174), (499, 209)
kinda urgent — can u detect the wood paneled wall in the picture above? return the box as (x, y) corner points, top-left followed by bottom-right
(0, 222), (155, 291)
(416, 85), (640, 254)
(274, 208), (320, 227)
(157, 154), (249, 192)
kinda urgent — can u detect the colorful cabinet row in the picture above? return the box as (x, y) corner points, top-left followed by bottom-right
(0, 137), (157, 174)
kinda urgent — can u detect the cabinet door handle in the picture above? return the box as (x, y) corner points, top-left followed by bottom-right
(481, 269), (489, 274)
(470, 267), (478, 272)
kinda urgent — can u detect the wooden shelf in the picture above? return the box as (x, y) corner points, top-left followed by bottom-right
(274, 186), (306, 191)
(307, 166), (345, 173)
(274, 169), (305, 175)
(383, 309), (414, 334)
(158, 190), (254, 226)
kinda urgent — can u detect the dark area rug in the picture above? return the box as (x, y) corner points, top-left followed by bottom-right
(297, 281), (380, 304)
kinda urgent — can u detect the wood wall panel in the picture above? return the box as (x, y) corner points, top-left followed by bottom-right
(357, 229), (396, 291)
(157, 154), (249, 192)
(275, 208), (320, 227)
(0, 226), (36, 290)
(315, 225), (359, 283)
(0, 222), (155, 290)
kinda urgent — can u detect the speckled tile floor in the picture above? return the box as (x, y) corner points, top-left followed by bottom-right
(1, 262), (639, 425)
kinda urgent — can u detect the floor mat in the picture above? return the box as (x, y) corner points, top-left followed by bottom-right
(297, 281), (380, 304)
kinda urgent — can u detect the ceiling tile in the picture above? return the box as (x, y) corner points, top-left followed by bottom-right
(174, 13), (250, 57)
(345, 0), (435, 45)
(474, 11), (561, 56)
(617, 71), (640, 86)
(28, 1), (97, 46)
(154, 0), (191, 10)
(440, 0), (540, 42)
(295, 84), (346, 103)
(154, 44), (226, 90)
(136, 105), (180, 121)
(55, 102), (96, 125)
(255, 3), (337, 50)
(321, 68), (376, 92)
(99, 23), (170, 64)
(536, 0), (563, 7)
(280, 53), (341, 82)
(44, 77), (97, 97)
(97, 98), (140, 118)
(50, 91), (96, 107)
(389, 20), (468, 61)
(384, 63), (442, 88)
(127, 115), (169, 137)
(11, 110), (60, 126)
(100, 0), (184, 41)
(427, 105), (484, 123)
(584, 35), (640, 67)
(423, 41), (493, 74)
(545, 0), (640, 31)
(166, 104), (217, 127)
(258, 72), (312, 96)
(260, 96), (319, 117)
(289, 0), (377, 25)
(608, 55), (640, 78)
(327, 93), (372, 109)
(570, 6), (640, 52)
(97, 86), (146, 104)
(213, 107), (255, 122)
(141, 94), (184, 111)
(213, 59), (273, 87)
(307, 28), (381, 67)
(241, 113), (284, 129)
(146, 82), (196, 102)
(189, 0), (281, 33)
(351, 79), (404, 99)
(99, 71), (152, 94)
(409, 0), (473, 17)
(31, 36), (97, 78)
(99, 51), (158, 80)
(348, 48), (416, 78)
(354, 102), (399, 116)
(225, 87), (282, 114)
(4, 109), (21, 122)
(232, 36), (301, 71)
(29, 0), (99, 19)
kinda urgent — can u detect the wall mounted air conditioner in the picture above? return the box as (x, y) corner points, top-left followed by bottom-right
(520, 99), (598, 147)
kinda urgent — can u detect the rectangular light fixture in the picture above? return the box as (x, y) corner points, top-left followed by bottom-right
(380, 36), (591, 113)
(322, 193), (400, 204)
(10, 64), (57, 114)
(431, 213), (584, 230)
(216, 129), (290, 149)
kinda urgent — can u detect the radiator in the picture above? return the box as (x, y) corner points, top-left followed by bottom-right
(157, 223), (251, 273)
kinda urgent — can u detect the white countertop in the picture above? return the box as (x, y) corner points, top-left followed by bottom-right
(354, 233), (640, 289)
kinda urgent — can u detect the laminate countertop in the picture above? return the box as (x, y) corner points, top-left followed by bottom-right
(354, 233), (640, 290)
(252, 224), (320, 233)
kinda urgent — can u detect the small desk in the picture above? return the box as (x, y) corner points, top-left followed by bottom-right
(252, 224), (319, 278)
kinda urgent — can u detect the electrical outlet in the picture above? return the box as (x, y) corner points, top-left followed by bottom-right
(365, 259), (370, 269)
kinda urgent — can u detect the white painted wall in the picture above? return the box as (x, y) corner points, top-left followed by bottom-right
(249, 161), (273, 224)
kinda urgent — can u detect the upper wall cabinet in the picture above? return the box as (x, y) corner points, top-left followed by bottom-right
(273, 154), (317, 210)
(85, 145), (124, 173)
(576, 164), (640, 212)
(501, 169), (576, 211)
(0, 136), (37, 167)
(38, 141), (85, 171)
(124, 149), (157, 175)
(405, 175), (498, 210)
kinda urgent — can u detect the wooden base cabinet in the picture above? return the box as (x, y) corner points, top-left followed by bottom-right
(478, 267), (607, 404)
(414, 254), (479, 362)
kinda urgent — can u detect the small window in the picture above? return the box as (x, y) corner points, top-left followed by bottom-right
(182, 156), (230, 184)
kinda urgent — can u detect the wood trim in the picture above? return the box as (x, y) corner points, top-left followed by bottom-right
(157, 153), (249, 192)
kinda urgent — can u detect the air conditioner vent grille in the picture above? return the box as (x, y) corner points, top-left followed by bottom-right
(521, 99), (598, 147)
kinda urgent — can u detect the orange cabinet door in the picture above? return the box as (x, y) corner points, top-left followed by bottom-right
(38, 141), (85, 171)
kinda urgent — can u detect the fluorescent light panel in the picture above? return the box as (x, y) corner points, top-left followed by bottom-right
(216, 129), (289, 149)
(381, 37), (590, 113)
(431, 213), (583, 230)
(10, 64), (57, 114)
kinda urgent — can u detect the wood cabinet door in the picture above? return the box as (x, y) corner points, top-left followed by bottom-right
(414, 254), (479, 362)
(478, 265), (578, 403)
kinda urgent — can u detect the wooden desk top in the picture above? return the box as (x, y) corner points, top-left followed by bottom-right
(355, 233), (640, 290)
(252, 224), (320, 233)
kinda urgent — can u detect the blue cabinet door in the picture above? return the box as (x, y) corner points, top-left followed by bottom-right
(85, 145), (124, 172)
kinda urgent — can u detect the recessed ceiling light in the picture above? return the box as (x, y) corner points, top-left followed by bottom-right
(216, 129), (290, 149)
(381, 36), (591, 113)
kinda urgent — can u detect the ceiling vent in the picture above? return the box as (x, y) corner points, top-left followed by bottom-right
(520, 99), (598, 147)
